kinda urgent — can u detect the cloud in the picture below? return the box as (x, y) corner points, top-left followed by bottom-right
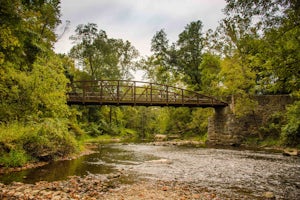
(54, 0), (226, 56)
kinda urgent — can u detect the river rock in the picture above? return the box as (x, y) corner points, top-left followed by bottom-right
(168, 134), (181, 140)
(107, 173), (121, 179)
(146, 159), (173, 164)
(154, 134), (168, 141)
(263, 191), (275, 199)
(282, 149), (299, 156)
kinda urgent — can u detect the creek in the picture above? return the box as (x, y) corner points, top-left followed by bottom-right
(0, 144), (299, 199)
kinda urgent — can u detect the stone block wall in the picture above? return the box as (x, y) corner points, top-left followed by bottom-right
(207, 95), (294, 146)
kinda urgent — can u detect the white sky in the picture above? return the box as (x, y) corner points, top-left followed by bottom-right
(54, 0), (226, 57)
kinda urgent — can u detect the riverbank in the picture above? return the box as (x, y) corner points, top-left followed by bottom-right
(0, 144), (96, 175)
(149, 140), (300, 157)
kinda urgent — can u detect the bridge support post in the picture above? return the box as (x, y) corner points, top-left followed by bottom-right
(207, 106), (242, 146)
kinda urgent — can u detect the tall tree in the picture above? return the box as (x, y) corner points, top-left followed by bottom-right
(213, 0), (300, 144)
(69, 23), (98, 78)
(0, 0), (80, 165)
(143, 29), (178, 84)
(176, 20), (204, 91)
(220, 0), (300, 94)
(69, 23), (138, 80)
(224, 0), (300, 29)
(199, 53), (221, 95)
(0, 0), (61, 68)
(0, 0), (64, 122)
(144, 21), (207, 90)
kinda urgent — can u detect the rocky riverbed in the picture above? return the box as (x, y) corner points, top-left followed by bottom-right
(0, 173), (228, 200)
(0, 143), (299, 199)
(0, 173), (120, 200)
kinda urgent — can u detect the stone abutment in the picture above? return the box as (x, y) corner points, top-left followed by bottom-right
(207, 95), (294, 146)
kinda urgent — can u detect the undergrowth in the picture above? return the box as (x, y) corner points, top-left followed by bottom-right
(0, 119), (79, 167)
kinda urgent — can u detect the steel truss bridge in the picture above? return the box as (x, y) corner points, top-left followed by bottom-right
(67, 80), (228, 108)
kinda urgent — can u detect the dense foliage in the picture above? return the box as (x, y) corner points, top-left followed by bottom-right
(219, 0), (300, 145)
(0, 0), (79, 167)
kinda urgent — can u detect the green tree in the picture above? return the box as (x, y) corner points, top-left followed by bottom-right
(176, 20), (204, 91)
(199, 53), (221, 95)
(213, 0), (300, 144)
(69, 23), (98, 79)
(0, 0), (80, 165)
(221, 0), (300, 94)
(281, 97), (300, 146)
(0, 0), (65, 122)
(69, 23), (138, 80)
(142, 29), (178, 85)
(69, 23), (140, 140)
(0, 0), (61, 68)
(224, 0), (300, 29)
(144, 21), (209, 90)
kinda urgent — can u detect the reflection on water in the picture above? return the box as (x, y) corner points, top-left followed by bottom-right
(0, 144), (299, 199)
(0, 144), (160, 184)
(0, 146), (111, 184)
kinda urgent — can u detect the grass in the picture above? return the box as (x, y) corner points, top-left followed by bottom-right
(182, 132), (207, 142)
(81, 134), (121, 143)
(245, 136), (282, 148)
(259, 137), (281, 147)
(0, 150), (30, 167)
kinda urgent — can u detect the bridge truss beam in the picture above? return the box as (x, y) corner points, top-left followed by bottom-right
(67, 80), (228, 108)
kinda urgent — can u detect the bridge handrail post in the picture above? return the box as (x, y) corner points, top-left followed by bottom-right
(100, 80), (103, 102)
(83, 82), (86, 103)
(117, 80), (120, 104)
(133, 81), (136, 105)
(150, 83), (153, 104)
(166, 85), (169, 105)
(181, 89), (184, 105)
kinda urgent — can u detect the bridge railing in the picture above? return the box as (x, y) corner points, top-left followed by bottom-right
(67, 80), (228, 107)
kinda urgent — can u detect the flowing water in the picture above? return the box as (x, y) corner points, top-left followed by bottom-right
(0, 144), (299, 199)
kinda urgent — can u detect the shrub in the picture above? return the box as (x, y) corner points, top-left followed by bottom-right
(281, 101), (300, 147)
(22, 118), (78, 160)
(259, 112), (285, 139)
(68, 122), (85, 138)
(81, 122), (103, 137)
(0, 119), (79, 165)
(0, 149), (30, 167)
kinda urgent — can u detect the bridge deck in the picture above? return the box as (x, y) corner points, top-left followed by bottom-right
(67, 80), (228, 108)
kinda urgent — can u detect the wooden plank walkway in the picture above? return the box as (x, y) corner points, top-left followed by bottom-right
(67, 80), (228, 108)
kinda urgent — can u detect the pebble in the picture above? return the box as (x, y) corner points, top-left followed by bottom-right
(264, 191), (275, 199)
